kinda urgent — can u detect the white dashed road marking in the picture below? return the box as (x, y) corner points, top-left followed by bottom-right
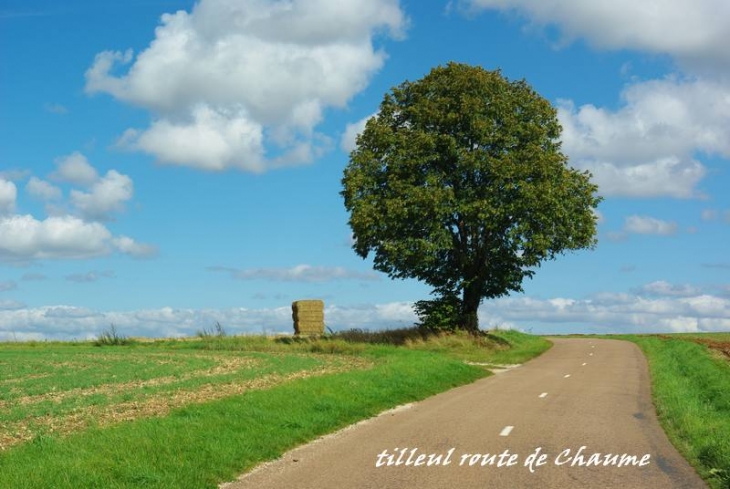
(539, 392), (548, 398)
(499, 426), (514, 437)
(564, 374), (571, 378)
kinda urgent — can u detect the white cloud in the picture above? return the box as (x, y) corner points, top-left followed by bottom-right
(557, 76), (730, 199)
(112, 236), (159, 258)
(0, 302), (420, 341)
(578, 158), (707, 199)
(86, 0), (406, 172)
(213, 264), (380, 282)
(0, 215), (155, 262)
(51, 152), (99, 186)
(4, 286), (730, 340)
(459, 2), (730, 200)
(462, 0), (730, 72)
(0, 153), (154, 263)
(341, 113), (376, 153)
(26, 177), (62, 201)
(480, 291), (730, 334)
(702, 209), (718, 221)
(325, 302), (416, 329)
(623, 215), (678, 236)
(70, 170), (133, 221)
(119, 106), (266, 172)
(635, 281), (702, 297)
(0, 215), (111, 260)
(0, 178), (17, 215)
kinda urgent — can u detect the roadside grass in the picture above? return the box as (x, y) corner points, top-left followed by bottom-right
(0, 328), (548, 488)
(401, 328), (552, 364)
(615, 334), (730, 489)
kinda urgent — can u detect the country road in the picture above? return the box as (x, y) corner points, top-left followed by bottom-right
(222, 338), (707, 489)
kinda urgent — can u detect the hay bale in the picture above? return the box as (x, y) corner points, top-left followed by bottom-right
(292, 300), (324, 313)
(291, 311), (325, 322)
(294, 321), (324, 334)
(292, 300), (325, 335)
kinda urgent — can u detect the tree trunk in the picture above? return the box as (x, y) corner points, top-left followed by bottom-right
(461, 282), (482, 335)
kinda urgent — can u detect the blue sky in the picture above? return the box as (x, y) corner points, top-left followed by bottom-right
(1, 0), (729, 340)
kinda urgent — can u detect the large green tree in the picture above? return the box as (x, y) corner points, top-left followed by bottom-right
(342, 63), (601, 333)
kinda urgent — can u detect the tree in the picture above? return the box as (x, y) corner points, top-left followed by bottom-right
(341, 62), (602, 333)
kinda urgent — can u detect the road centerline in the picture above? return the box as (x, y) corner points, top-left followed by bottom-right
(499, 426), (514, 437)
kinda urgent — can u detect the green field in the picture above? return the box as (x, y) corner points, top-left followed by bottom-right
(0, 329), (550, 489)
(609, 333), (730, 489)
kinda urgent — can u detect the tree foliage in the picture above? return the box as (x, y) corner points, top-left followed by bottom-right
(341, 62), (602, 333)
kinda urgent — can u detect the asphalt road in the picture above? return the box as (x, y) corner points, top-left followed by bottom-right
(221, 338), (707, 488)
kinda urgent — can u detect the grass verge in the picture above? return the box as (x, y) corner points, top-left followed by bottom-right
(0, 329), (549, 489)
(616, 334), (730, 489)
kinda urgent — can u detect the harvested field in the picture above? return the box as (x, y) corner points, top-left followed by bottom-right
(0, 341), (371, 451)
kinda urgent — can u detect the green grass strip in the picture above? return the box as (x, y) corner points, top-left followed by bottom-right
(621, 336), (730, 489)
(0, 349), (485, 489)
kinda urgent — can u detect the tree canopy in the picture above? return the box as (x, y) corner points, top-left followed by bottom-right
(341, 62), (602, 333)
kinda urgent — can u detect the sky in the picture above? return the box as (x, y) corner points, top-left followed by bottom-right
(1, 0), (729, 340)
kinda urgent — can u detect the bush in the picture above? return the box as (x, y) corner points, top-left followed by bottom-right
(414, 294), (462, 332)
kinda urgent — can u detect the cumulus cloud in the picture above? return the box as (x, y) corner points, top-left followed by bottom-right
(26, 177), (62, 201)
(211, 264), (380, 282)
(119, 107), (266, 172)
(86, 0), (406, 172)
(481, 291), (730, 334)
(4, 285), (730, 340)
(0, 303), (416, 341)
(557, 76), (730, 199)
(0, 215), (155, 262)
(623, 215), (678, 236)
(460, 1), (730, 199)
(51, 152), (99, 186)
(0, 178), (17, 215)
(112, 236), (159, 258)
(340, 113), (376, 153)
(0, 152), (154, 262)
(70, 170), (133, 221)
(462, 0), (730, 72)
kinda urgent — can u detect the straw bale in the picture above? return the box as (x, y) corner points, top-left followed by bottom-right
(294, 321), (324, 335)
(292, 300), (325, 335)
(292, 311), (325, 322)
(292, 300), (324, 313)
(294, 320), (324, 329)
